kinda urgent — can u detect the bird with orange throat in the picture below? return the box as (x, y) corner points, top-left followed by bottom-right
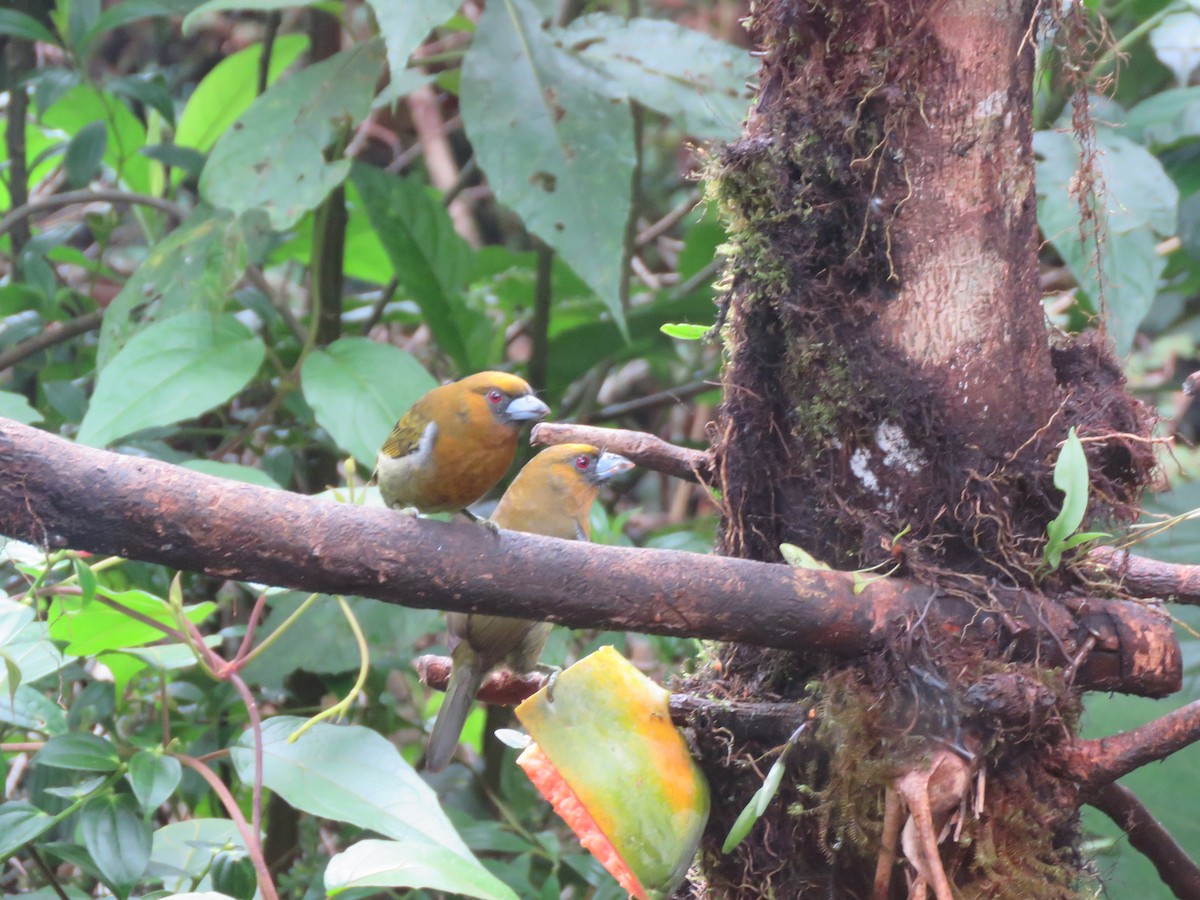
(373, 371), (550, 518)
(425, 443), (635, 772)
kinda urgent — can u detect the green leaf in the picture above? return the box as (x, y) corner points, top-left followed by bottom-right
(201, 41), (386, 229)
(96, 208), (248, 367)
(1034, 129), (1178, 355)
(89, 0), (198, 40)
(300, 338), (437, 468)
(557, 14), (753, 139)
(231, 718), (482, 862)
(366, 0), (460, 104)
(183, 0), (322, 34)
(35, 733), (120, 772)
(0, 684), (68, 734)
(754, 754), (788, 816)
(181, 459), (282, 489)
(1149, 11), (1200, 86)
(721, 792), (759, 854)
(150, 818), (245, 889)
(42, 84), (151, 194)
(48, 586), (215, 656)
(109, 74), (176, 126)
(0, 801), (57, 860)
(73, 558), (97, 606)
(128, 752), (182, 813)
(1125, 86), (1200, 150)
(64, 120), (108, 188)
(0, 390), (42, 424)
(0, 10), (58, 44)
(78, 312), (265, 448)
(660, 323), (709, 340)
(461, 0), (635, 334)
(326, 839), (518, 900)
(1044, 427), (1090, 571)
(351, 164), (476, 369)
(79, 793), (152, 899)
(779, 543), (832, 570)
(175, 35), (309, 154)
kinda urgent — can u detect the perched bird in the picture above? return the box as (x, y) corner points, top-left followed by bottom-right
(425, 443), (635, 772)
(373, 372), (549, 516)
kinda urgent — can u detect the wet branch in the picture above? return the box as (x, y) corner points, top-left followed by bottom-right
(1087, 782), (1200, 900)
(1062, 699), (1200, 786)
(0, 418), (1180, 697)
(1090, 548), (1200, 606)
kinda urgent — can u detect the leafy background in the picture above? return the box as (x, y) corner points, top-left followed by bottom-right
(0, 0), (1198, 896)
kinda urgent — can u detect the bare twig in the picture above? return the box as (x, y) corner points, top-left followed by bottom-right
(527, 243), (553, 392)
(0, 310), (104, 373)
(636, 192), (702, 249)
(1088, 782), (1200, 900)
(5, 23), (36, 268)
(414, 654), (807, 743)
(531, 421), (711, 483)
(0, 189), (187, 239)
(592, 380), (717, 421)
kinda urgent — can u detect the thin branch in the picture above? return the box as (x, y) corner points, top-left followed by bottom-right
(531, 421), (711, 483)
(1062, 699), (1200, 786)
(5, 22), (36, 269)
(0, 189), (188, 239)
(1087, 782), (1200, 900)
(636, 191), (702, 249)
(0, 418), (1179, 698)
(174, 753), (279, 900)
(415, 654), (807, 744)
(0, 310), (104, 373)
(592, 380), (717, 421)
(1090, 548), (1200, 606)
(527, 243), (553, 392)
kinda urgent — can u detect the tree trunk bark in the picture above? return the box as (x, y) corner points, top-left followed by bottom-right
(696, 0), (1159, 896)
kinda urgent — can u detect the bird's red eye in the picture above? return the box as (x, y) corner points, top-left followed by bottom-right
(575, 456), (590, 470)
(487, 390), (502, 404)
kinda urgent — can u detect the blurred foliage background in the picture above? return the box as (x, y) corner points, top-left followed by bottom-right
(0, 0), (1199, 896)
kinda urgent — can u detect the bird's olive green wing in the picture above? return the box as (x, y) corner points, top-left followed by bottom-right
(380, 400), (434, 459)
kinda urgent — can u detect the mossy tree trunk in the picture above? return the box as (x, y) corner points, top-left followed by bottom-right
(694, 0), (1155, 897)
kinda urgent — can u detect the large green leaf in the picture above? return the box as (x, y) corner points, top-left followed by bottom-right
(461, 0), (635, 334)
(201, 41), (385, 229)
(366, 0), (460, 104)
(0, 685), (69, 734)
(42, 84), (151, 194)
(351, 164), (476, 369)
(0, 802), (57, 859)
(96, 208), (247, 368)
(557, 14), (753, 139)
(1125, 86), (1200, 151)
(127, 752), (182, 813)
(79, 794), (152, 899)
(0, 391), (40, 427)
(300, 337), (437, 467)
(35, 733), (120, 772)
(78, 312), (265, 448)
(47, 587), (216, 656)
(150, 818), (245, 891)
(231, 718), (480, 860)
(174, 35), (309, 154)
(0, 597), (69, 684)
(1035, 128), (1179, 355)
(326, 839), (518, 900)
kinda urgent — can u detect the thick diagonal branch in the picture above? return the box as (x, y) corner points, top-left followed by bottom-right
(1090, 548), (1200, 606)
(1087, 783), (1200, 900)
(0, 419), (1179, 696)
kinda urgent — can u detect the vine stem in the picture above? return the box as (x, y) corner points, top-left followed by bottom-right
(174, 753), (279, 900)
(0, 189), (187, 238)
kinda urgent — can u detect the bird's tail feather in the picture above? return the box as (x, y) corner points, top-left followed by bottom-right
(425, 661), (484, 773)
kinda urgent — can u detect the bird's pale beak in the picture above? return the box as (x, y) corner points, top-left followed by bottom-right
(505, 394), (551, 422)
(594, 451), (635, 481)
